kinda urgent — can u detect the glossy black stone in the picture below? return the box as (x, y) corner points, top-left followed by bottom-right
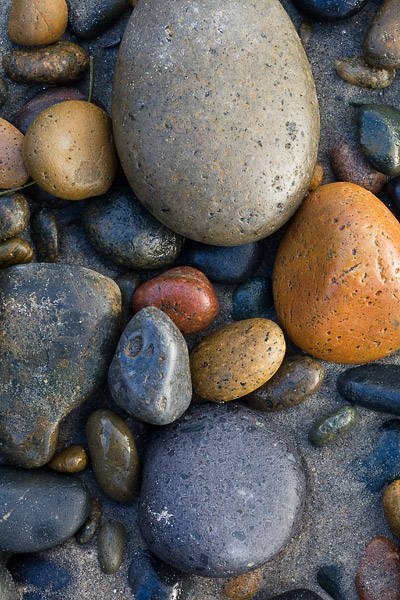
(384, 175), (400, 215)
(232, 276), (273, 320)
(114, 271), (141, 328)
(0, 77), (8, 109)
(317, 565), (346, 600)
(290, 0), (368, 21)
(338, 364), (400, 415)
(267, 590), (323, 600)
(31, 207), (60, 262)
(358, 104), (400, 176)
(7, 555), (71, 591)
(128, 548), (190, 600)
(66, 0), (129, 39)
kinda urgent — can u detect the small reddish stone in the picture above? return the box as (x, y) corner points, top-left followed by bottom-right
(331, 141), (387, 194)
(132, 266), (219, 335)
(356, 536), (400, 600)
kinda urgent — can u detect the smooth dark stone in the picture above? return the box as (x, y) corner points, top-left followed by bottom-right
(0, 238), (34, 268)
(308, 405), (359, 447)
(290, 0), (367, 21)
(108, 306), (192, 425)
(83, 185), (183, 270)
(352, 419), (400, 492)
(0, 193), (30, 241)
(139, 403), (305, 577)
(384, 175), (400, 216)
(31, 207), (60, 262)
(338, 364), (400, 415)
(114, 271), (141, 328)
(232, 276), (273, 320)
(0, 466), (91, 553)
(358, 104), (400, 176)
(97, 521), (126, 574)
(183, 241), (263, 285)
(0, 263), (121, 468)
(0, 565), (17, 600)
(267, 591), (323, 600)
(76, 498), (102, 544)
(128, 548), (190, 600)
(316, 565), (346, 600)
(22, 594), (43, 600)
(0, 77), (8, 109)
(26, 183), (72, 209)
(7, 555), (71, 591)
(66, 0), (129, 39)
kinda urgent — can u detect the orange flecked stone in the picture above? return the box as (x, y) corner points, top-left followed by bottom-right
(273, 182), (400, 364)
(223, 570), (261, 599)
(132, 266), (219, 335)
(356, 536), (400, 600)
(0, 118), (29, 189)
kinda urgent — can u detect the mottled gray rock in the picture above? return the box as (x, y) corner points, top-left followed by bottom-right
(0, 466), (91, 553)
(108, 306), (192, 425)
(97, 522), (127, 574)
(66, 0), (129, 39)
(0, 263), (121, 468)
(139, 403), (305, 577)
(112, 0), (319, 245)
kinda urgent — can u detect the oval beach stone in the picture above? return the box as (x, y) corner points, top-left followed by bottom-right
(356, 536), (400, 600)
(112, 0), (319, 245)
(139, 403), (305, 577)
(338, 364), (400, 415)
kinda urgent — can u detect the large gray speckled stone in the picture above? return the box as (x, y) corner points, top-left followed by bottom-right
(139, 403), (305, 577)
(112, 0), (320, 246)
(108, 307), (192, 425)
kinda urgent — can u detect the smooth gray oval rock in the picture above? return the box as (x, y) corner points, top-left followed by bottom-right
(139, 403), (305, 577)
(0, 466), (91, 553)
(112, 0), (320, 246)
(97, 521), (127, 574)
(108, 307), (192, 425)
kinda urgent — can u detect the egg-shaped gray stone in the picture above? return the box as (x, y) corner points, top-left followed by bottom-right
(112, 0), (320, 246)
(138, 403), (305, 577)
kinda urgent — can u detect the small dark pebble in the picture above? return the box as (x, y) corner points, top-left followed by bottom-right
(0, 238), (34, 268)
(289, 0), (368, 21)
(128, 548), (190, 600)
(358, 103), (400, 176)
(101, 38), (121, 48)
(232, 276), (273, 320)
(97, 521), (126, 574)
(383, 175), (400, 215)
(338, 364), (400, 415)
(0, 192), (30, 241)
(317, 565), (346, 600)
(308, 405), (358, 447)
(31, 207), (60, 262)
(114, 271), (141, 328)
(26, 183), (72, 209)
(76, 498), (102, 544)
(67, 0), (129, 39)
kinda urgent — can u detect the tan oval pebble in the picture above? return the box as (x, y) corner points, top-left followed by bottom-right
(190, 318), (285, 402)
(334, 56), (396, 89)
(0, 238), (33, 268)
(223, 570), (261, 599)
(8, 0), (68, 46)
(48, 444), (88, 473)
(383, 480), (400, 538)
(0, 118), (29, 189)
(308, 164), (324, 191)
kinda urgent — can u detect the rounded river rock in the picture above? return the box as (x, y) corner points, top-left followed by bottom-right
(139, 403), (305, 577)
(112, 0), (319, 245)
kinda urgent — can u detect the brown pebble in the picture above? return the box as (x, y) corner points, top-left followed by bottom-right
(330, 141), (387, 194)
(0, 118), (29, 189)
(298, 21), (313, 48)
(383, 480), (400, 539)
(48, 445), (88, 473)
(8, 0), (68, 46)
(308, 164), (324, 191)
(0, 238), (33, 268)
(223, 570), (261, 599)
(363, 0), (400, 69)
(2, 41), (89, 85)
(356, 536), (400, 600)
(0, 193), (30, 241)
(335, 56), (396, 89)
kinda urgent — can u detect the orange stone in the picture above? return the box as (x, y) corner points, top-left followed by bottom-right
(223, 570), (261, 599)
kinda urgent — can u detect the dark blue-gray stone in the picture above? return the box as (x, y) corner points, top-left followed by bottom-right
(338, 364), (400, 415)
(7, 555), (71, 591)
(0, 466), (91, 553)
(232, 276), (273, 321)
(108, 306), (192, 425)
(267, 591), (323, 600)
(317, 565), (346, 600)
(290, 0), (367, 21)
(31, 207), (60, 262)
(139, 403), (305, 577)
(0, 565), (17, 600)
(128, 548), (190, 599)
(66, 0), (129, 39)
(358, 104), (400, 176)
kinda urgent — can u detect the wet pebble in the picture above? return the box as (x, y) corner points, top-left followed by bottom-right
(290, 0), (367, 21)
(67, 0), (129, 39)
(223, 570), (261, 599)
(0, 193), (30, 241)
(86, 409), (140, 502)
(108, 307), (192, 425)
(0, 77), (8, 109)
(7, 555), (71, 592)
(356, 536), (400, 600)
(338, 364), (400, 415)
(48, 444), (88, 473)
(0, 118), (29, 189)
(358, 104), (400, 176)
(31, 207), (60, 262)
(76, 498), (102, 544)
(128, 548), (190, 599)
(383, 480), (400, 538)
(334, 56), (396, 89)
(363, 0), (400, 69)
(0, 238), (34, 268)
(8, 0), (68, 46)
(245, 354), (324, 412)
(330, 141), (387, 194)
(231, 276), (273, 321)
(115, 271), (141, 328)
(308, 405), (358, 447)
(97, 521), (126, 574)
(132, 266), (219, 335)
(316, 565), (346, 600)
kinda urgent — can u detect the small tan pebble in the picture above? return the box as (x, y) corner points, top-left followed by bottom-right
(0, 238), (34, 268)
(308, 164), (324, 191)
(298, 21), (313, 48)
(383, 480), (400, 538)
(334, 56), (396, 89)
(0, 118), (29, 189)
(330, 140), (387, 194)
(223, 570), (261, 599)
(8, 0), (68, 46)
(48, 444), (88, 473)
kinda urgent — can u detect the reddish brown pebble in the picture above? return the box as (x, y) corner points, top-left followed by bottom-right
(331, 141), (387, 194)
(0, 118), (29, 189)
(48, 445), (88, 473)
(223, 570), (261, 599)
(308, 164), (324, 191)
(383, 480), (400, 539)
(132, 266), (219, 335)
(356, 536), (400, 600)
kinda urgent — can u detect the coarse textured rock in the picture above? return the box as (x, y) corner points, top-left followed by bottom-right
(308, 405), (359, 447)
(330, 141), (387, 194)
(7, 555), (71, 591)
(97, 522), (126, 574)
(86, 409), (140, 502)
(0, 466), (91, 553)
(290, 0), (367, 20)
(383, 480), (400, 538)
(31, 207), (60, 262)
(76, 498), (102, 544)
(0, 565), (17, 600)
(0, 118), (29, 189)
(273, 183), (400, 364)
(132, 267), (219, 335)
(183, 241), (263, 285)
(128, 548), (190, 599)
(66, 0), (129, 39)
(358, 104), (400, 176)
(108, 307), (192, 425)
(2, 41), (89, 85)
(139, 403), (305, 577)
(112, 0), (319, 246)
(114, 271), (141, 328)
(223, 570), (261, 599)
(338, 364), (400, 415)
(0, 193), (30, 241)
(245, 354), (324, 412)
(8, 0), (68, 46)
(48, 444), (88, 473)
(0, 238), (34, 268)
(83, 185), (183, 269)
(190, 318), (285, 402)
(0, 263), (121, 468)
(356, 536), (400, 600)
(363, 0), (400, 69)
(316, 565), (346, 600)
(334, 56), (396, 89)
(232, 276), (273, 321)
